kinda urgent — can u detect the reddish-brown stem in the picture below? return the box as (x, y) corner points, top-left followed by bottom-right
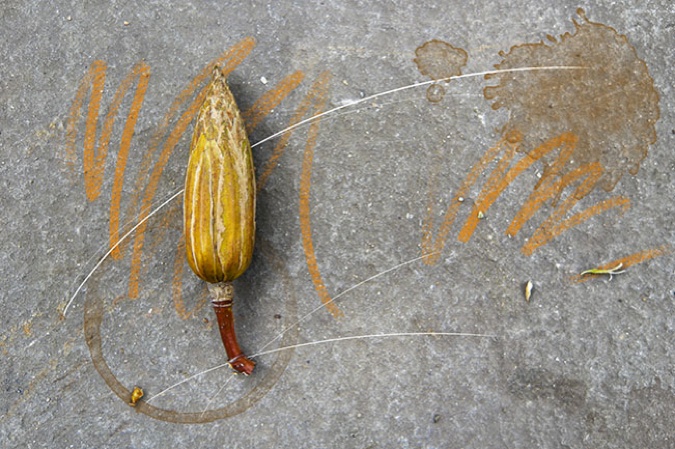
(208, 282), (256, 375)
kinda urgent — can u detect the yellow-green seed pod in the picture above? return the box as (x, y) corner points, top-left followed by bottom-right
(184, 67), (256, 284)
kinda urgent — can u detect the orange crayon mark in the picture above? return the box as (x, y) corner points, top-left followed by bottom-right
(424, 129), (634, 261)
(517, 163), (630, 256)
(422, 131), (522, 265)
(571, 245), (672, 283)
(66, 60), (152, 259)
(242, 71), (305, 135)
(65, 60), (106, 195)
(458, 132), (576, 243)
(109, 63), (151, 259)
(296, 72), (344, 319)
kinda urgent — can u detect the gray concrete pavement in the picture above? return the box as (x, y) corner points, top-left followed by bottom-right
(1, 1), (673, 448)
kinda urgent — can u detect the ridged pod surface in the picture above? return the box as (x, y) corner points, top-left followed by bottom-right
(184, 67), (256, 284)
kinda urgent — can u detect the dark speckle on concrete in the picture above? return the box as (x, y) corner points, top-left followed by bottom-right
(507, 367), (587, 410)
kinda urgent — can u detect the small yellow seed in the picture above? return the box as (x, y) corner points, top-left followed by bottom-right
(129, 386), (143, 406)
(524, 280), (533, 302)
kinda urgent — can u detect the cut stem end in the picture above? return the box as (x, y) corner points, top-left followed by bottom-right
(209, 282), (256, 375)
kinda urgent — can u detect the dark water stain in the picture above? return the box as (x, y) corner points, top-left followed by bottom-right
(507, 367), (587, 411)
(584, 378), (674, 446)
(621, 377), (674, 445)
(414, 39), (468, 103)
(484, 8), (660, 191)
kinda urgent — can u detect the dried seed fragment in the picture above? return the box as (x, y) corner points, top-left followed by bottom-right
(524, 280), (534, 302)
(580, 263), (626, 281)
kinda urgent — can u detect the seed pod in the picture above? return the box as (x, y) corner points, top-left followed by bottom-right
(184, 66), (256, 375)
(184, 67), (256, 284)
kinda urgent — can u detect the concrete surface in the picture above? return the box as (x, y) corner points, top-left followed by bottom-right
(1, 0), (674, 448)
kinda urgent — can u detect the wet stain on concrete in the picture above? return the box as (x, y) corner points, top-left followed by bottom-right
(425, 82), (446, 103)
(584, 378), (674, 446)
(414, 39), (468, 103)
(507, 367), (587, 411)
(621, 377), (674, 445)
(484, 8), (660, 191)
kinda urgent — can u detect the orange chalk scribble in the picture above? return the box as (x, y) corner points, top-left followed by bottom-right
(296, 72), (343, 319)
(66, 39), (320, 419)
(422, 9), (662, 264)
(242, 71), (305, 135)
(422, 132), (521, 265)
(65, 61), (151, 208)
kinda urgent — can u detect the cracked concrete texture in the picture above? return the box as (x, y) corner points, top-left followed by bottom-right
(1, 0), (674, 448)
